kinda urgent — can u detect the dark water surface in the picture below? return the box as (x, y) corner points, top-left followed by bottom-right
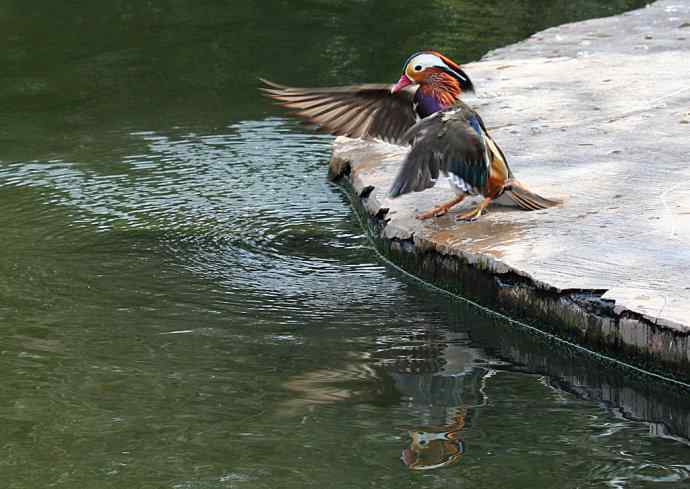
(2, 1), (689, 488)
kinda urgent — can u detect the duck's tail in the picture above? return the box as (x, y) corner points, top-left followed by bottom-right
(501, 179), (562, 210)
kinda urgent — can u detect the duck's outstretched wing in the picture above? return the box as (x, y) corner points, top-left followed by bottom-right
(260, 79), (418, 145)
(389, 108), (490, 197)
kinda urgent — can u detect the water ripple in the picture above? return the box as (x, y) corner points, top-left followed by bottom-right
(0, 118), (403, 324)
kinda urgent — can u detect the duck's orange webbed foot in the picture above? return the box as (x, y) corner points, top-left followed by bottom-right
(416, 195), (465, 220)
(456, 197), (493, 222)
(417, 206), (450, 220)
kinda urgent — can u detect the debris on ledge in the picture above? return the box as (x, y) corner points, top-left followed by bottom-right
(329, 0), (690, 380)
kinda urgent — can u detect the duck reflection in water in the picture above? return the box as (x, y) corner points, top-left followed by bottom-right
(401, 407), (467, 470)
(393, 361), (494, 471)
(279, 330), (496, 472)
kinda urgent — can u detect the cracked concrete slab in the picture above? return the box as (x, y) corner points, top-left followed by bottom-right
(330, 0), (690, 376)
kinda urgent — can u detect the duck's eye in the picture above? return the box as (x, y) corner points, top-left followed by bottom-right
(414, 65), (423, 71)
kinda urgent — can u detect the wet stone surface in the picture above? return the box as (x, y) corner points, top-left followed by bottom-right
(330, 0), (690, 370)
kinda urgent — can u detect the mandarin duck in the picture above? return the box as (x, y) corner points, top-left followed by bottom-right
(261, 51), (559, 220)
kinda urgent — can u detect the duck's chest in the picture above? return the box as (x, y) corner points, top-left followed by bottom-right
(414, 91), (446, 119)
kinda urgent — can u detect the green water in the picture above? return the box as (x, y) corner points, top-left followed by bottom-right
(1, 1), (689, 487)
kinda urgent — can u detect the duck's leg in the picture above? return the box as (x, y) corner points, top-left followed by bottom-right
(456, 196), (493, 222)
(416, 194), (465, 220)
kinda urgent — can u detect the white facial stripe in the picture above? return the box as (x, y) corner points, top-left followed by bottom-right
(408, 53), (444, 71)
(408, 53), (467, 81)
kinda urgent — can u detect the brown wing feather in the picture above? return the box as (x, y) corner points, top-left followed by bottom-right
(389, 105), (490, 197)
(259, 79), (418, 144)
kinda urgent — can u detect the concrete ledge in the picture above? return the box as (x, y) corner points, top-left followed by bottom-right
(329, 0), (690, 380)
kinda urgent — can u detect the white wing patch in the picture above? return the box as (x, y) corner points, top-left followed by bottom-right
(447, 172), (472, 193)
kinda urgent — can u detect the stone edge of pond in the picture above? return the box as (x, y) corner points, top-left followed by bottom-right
(330, 154), (690, 383)
(326, 0), (690, 382)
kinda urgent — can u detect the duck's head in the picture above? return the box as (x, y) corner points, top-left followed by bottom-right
(391, 51), (474, 96)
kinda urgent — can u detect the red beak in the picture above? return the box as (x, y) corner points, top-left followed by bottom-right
(401, 447), (417, 467)
(391, 74), (413, 93)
